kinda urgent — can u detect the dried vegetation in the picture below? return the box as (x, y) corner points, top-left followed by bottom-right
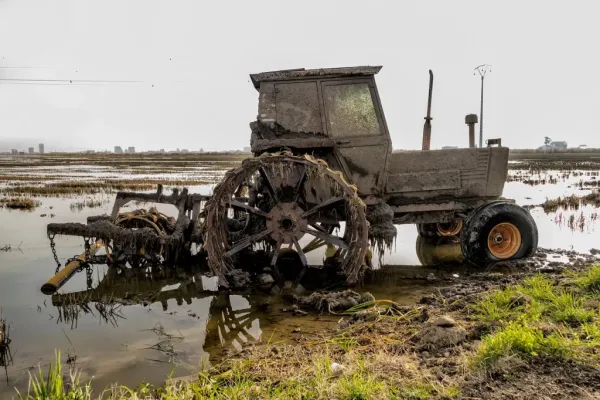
(0, 197), (41, 210)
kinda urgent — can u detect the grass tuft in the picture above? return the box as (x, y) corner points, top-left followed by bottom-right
(576, 266), (600, 293)
(18, 350), (91, 400)
(0, 197), (40, 210)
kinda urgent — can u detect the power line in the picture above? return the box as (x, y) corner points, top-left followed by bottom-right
(0, 66), (50, 69)
(0, 78), (142, 83)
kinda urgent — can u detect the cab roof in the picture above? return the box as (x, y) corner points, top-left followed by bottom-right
(250, 66), (382, 90)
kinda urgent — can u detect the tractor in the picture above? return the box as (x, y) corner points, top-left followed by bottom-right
(45, 66), (538, 292)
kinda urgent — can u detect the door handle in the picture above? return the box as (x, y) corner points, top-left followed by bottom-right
(336, 140), (351, 145)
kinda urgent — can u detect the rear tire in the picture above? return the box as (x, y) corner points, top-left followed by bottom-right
(461, 202), (538, 264)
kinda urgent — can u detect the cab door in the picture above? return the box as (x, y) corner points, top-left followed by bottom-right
(320, 78), (391, 197)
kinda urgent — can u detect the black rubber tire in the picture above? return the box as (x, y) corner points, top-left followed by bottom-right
(461, 202), (538, 265)
(416, 223), (439, 237)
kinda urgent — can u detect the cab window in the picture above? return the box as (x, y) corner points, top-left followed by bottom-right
(323, 83), (381, 137)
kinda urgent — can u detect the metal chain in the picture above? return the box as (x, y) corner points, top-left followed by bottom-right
(85, 265), (93, 289)
(48, 233), (61, 274)
(84, 237), (92, 262)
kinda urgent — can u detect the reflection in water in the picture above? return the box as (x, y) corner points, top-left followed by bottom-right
(49, 263), (266, 363)
(0, 318), (13, 384)
(412, 234), (520, 276)
(44, 234), (526, 372)
(415, 235), (464, 266)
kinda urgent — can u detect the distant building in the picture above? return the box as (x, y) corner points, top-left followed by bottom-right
(159, 149), (165, 153)
(18, 151), (25, 155)
(181, 149), (189, 153)
(442, 146), (458, 150)
(28, 147), (34, 154)
(550, 141), (567, 149)
(38, 143), (45, 154)
(199, 148), (204, 153)
(114, 146), (123, 154)
(537, 145), (554, 150)
(538, 141), (568, 151)
(243, 146), (252, 152)
(11, 149), (17, 155)
(128, 146), (135, 153)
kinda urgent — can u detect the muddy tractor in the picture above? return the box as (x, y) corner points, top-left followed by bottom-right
(45, 66), (537, 292)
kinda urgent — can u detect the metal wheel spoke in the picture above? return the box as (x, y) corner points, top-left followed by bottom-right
(292, 238), (308, 267)
(270, 237), (284, 286)
(227, 200), (269, 218)
(258, 167), (279, 203)
(225, 228), (273, 257)
(301, 197), (344, 219)
(309, 223), (329, 234)
(293, 238), (309, 287)
(302, 237), (326, 253)
(270, 237), (283, 266)
(301, 227), (349, 250)
(293, 167), (307, 203)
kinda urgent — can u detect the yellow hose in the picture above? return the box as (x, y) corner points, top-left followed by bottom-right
(41, 239), (104, 295)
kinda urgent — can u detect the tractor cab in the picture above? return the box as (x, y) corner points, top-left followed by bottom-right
(249, 66), (391, 198)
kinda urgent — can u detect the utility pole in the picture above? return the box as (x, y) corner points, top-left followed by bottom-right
(474, 64), (491, 148)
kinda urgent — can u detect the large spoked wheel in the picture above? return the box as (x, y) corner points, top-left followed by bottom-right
(461, 202), (538, 265)
(204, 153), (369, 288)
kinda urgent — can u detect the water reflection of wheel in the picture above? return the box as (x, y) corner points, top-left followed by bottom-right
(415, 235), (464, 266)
(204, 153), (369, 287)
(204, 293), (260, 359)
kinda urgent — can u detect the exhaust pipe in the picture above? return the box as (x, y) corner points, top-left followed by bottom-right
(422, 70), (434, 150)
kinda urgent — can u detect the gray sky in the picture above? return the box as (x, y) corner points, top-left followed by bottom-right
(1, 0), (598, 152)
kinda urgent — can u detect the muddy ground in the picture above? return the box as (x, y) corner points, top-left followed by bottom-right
(197, 248), (600, 399)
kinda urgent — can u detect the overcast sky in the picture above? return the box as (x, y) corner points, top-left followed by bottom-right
(0, 1), (598, 152)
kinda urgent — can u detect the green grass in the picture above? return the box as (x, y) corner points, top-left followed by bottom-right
(471, 270), (600, 370)
(575, 266), (600, 293)
(17, 351), (91, 400)
(548, 291), (594, 325)
(474, 321), (558, 368)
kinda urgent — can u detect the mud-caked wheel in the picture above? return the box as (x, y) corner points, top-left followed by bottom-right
(204, 152), (369, 288)
(417, 219), (463, 238)
(461, 202), (538, 264)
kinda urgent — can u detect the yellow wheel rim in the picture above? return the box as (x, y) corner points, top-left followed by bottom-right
(487, 222), (522, 259)
(437, 219), (463, 237)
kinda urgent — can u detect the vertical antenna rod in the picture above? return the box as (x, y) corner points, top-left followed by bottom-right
(474, 64), (491, 148)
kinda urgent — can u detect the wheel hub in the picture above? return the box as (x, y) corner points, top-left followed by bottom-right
(487, 222), (522, 259)
(266, 202), (307, 244)
(492, 232), (504, 244)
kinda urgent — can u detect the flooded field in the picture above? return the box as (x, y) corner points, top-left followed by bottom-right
(1, 153), (600, 396)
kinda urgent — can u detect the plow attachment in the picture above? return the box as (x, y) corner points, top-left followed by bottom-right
(43, 186), (210, 294)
